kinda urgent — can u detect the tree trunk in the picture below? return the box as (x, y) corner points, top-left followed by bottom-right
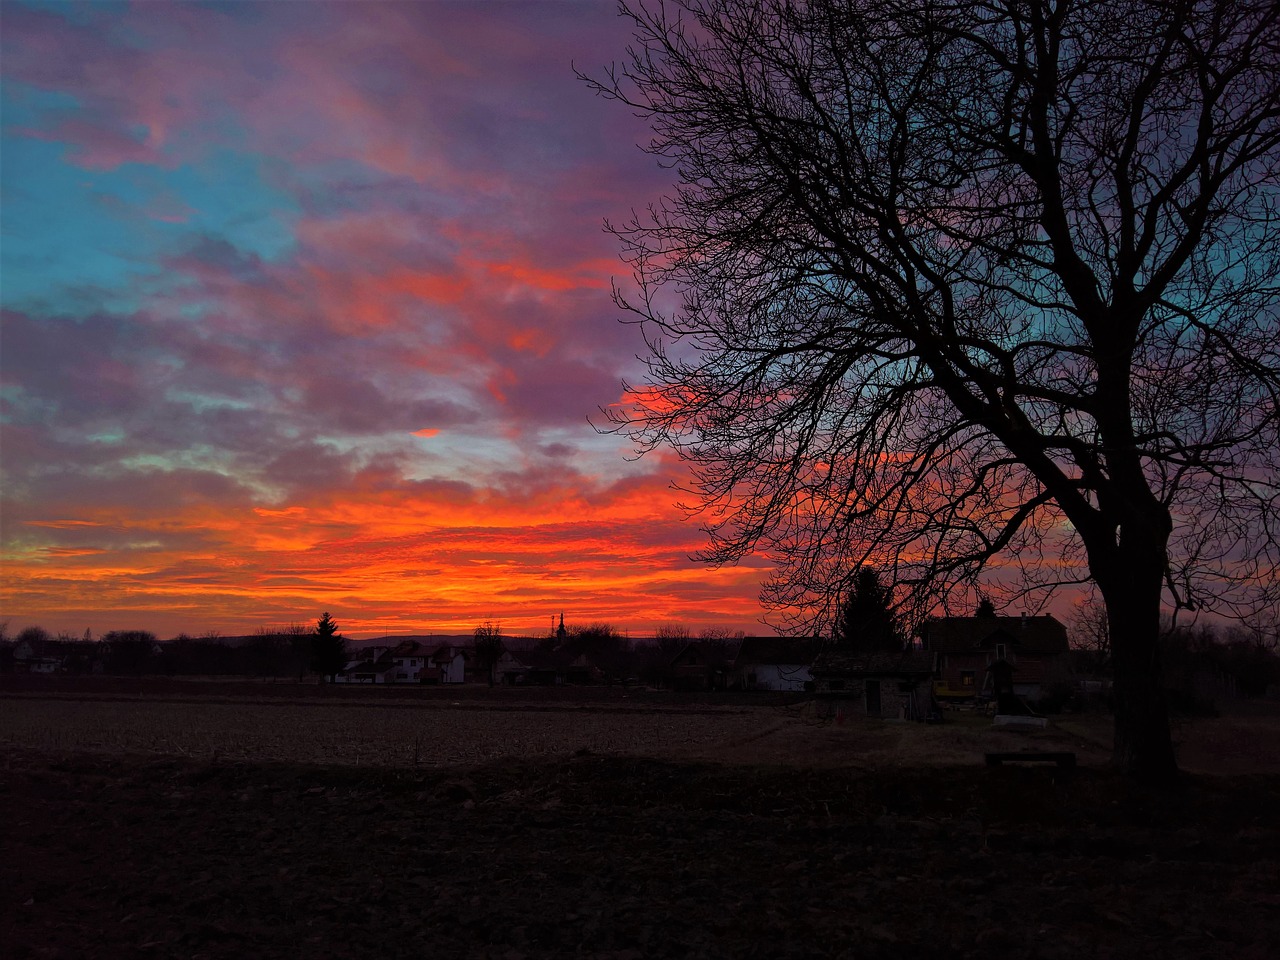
(1094, 526), (1179, 785)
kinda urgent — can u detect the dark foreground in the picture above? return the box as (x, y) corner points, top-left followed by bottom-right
(3, 749), (1278, 960)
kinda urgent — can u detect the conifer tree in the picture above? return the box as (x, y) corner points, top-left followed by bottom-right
(833, 569), (904, 654)
(311, 612), (346, 683)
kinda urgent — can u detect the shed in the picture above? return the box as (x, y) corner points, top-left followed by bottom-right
(731, 636), (820, 691)
(810, 649), (939, 721)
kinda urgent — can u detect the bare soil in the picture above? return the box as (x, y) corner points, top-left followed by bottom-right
(3, 680), (1279, 959)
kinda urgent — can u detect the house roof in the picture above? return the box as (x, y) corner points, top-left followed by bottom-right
(811, 649), (938, 677)
(669, 640), (740, 669)
(392, 640), (430, 657)
(733, 636), (821, 666)
(347, 660), (395, 675)
(920, 615), (1068, 655)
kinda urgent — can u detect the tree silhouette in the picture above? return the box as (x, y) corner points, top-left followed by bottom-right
(311, 612), (346, 683)
(832, 568), (904, 653)
(1069, 590), (1113, 675)
(587, 0), (1280, 781)
(473, 621), (504, 687)
(102, 630), (158, 675)
(282, 622), (312, 682)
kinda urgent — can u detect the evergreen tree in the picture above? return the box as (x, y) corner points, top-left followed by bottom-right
(832, 568), (903, 654)
(311, 612), (346, 683)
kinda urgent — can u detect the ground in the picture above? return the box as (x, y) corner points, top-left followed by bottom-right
(3, 677), (1279, 958)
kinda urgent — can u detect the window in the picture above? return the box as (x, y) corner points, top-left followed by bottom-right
(961, 671), (975, 687)
(996, 643), (1007, 661)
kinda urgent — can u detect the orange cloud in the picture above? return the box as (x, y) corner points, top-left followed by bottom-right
(1, 457), (775, 639)
(23, 519), (105, 529)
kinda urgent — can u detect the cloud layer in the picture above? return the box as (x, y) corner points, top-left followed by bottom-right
(0, 1), (771, 637)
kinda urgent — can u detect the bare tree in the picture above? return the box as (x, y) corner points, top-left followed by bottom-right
(586, 0), (1280, 781)
(1068, 590), (1112, 674)
(655, 624), (691, 643)
(565, 622), (631, 679)
(696, 627), (745, 642)
(16, 625), (50, 647)
(279, 622), (311, 681)
(102, 630), (158, 675)
(473, 621), (505, 687)
(1236, 599), (1280, 653)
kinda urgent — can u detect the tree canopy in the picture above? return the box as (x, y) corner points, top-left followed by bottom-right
(473, 621), (505, 686)
(588, 0), (1279, 780)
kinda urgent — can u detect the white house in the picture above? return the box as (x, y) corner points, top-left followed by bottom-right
(391, 641), (434, 682)
(431, 645), (469, 684)
(13, 639), (64, 674)
(731, 636), (820, 692)
(335, 646), (394, 683)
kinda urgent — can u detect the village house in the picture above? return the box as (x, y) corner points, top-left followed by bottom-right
(13, 637), (63, 674)
(430, 644), (470, 684)
(920, 612), (1071, 704)
(496, 650), (563, 686)
(334, 645), (385, 683)
(493, 648), (592, 685)
(334, 638), (480, 684)
(390, 641), (434, 683)
(336, 647), (395, 683)
(497, 648), (559, 685)
(492, 648), (532, 684)
(334, 640), (482, 684)
(13, 637), (112, 675)
(668, 641), (737, 691)
(810, 649), (939, 720)
(730, 636), (820, 691)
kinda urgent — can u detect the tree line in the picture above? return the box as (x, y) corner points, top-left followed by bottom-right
(0, 612), (349, 681)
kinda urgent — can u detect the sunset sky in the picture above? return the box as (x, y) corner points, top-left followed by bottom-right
(0, 0), (775, 639)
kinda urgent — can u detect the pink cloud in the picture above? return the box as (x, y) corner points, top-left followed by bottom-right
(2, 2), (772, 640)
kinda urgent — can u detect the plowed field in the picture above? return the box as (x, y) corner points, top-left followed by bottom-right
(3, 679), (1278, 959)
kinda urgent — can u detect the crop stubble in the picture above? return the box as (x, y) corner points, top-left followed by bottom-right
(0, 697), (769, 766)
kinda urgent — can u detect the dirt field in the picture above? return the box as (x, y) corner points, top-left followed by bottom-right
(3, 679), (1279, 958)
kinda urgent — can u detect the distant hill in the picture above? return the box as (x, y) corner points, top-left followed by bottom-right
(348, 634), (546, 651)
(347, 634), (473, 648)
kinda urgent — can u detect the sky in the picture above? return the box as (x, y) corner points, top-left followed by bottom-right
(0, 0), (776, 640)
